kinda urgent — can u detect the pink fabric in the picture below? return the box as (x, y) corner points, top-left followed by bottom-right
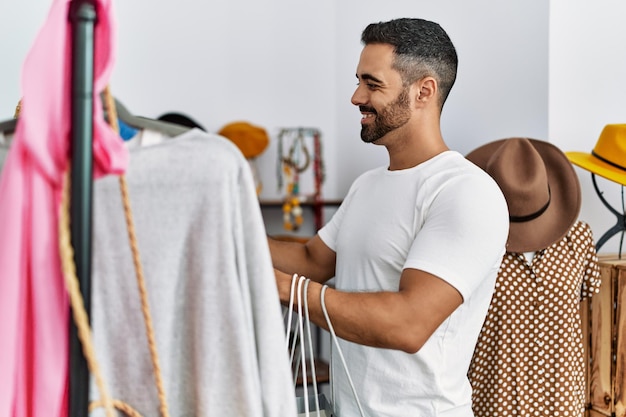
(0, 1), (127, 416)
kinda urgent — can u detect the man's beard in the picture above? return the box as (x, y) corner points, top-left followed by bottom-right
(360, 87), (411, 143)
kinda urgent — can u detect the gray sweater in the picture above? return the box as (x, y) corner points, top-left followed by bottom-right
(1, 128), (296, 417)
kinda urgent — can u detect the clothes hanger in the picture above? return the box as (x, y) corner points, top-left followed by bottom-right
(112, 98), (191, 138)
(1, 97), (191, 140)
(0, 118), (17, 135)
(0, 99), (21, 135)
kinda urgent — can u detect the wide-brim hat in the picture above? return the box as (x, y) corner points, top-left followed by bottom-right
(565, 124), (626, 186)
(466, 138), (581, 253)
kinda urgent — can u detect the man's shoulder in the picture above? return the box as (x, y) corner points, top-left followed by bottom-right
(425, 151), (501, 190)
(428, 153), (509, 221)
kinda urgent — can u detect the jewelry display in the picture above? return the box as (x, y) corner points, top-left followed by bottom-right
(277, 128), (325, 231)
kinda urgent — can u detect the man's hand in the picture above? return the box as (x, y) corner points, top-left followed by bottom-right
(274, 268), (296, 306)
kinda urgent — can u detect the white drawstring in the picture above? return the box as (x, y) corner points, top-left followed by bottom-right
(284, 273), (299, 351)
(285, 276), (364, 416)
(321, 285), (366, 417)
(296, 276), (310, 417)
(303, 279), (321, 416)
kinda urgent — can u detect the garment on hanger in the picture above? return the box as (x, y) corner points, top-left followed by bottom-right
(0, 1), (126, 417)
(0, 127), (297, 417)
(468, 220), (601, 417)
(87, 130), (296, 417)
(0, 128), (297, 417)
(118, 118), (139, 140)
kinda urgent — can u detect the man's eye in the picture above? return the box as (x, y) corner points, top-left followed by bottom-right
(356, 81), (379, 90)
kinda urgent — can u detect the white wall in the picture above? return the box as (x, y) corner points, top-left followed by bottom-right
(6, 0), (622, 256)
(0, 0), (547, 195)
(334, 0), (549, 196)
(550, 0), (626, 255)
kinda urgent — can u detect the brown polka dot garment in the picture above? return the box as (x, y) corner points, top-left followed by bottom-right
(468, 221), (601, 417)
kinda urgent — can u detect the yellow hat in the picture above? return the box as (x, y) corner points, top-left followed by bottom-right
(218, 121), (269, 159)
(566, 124), (626, 186)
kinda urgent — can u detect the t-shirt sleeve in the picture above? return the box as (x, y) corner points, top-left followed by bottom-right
(318, 174), (363, 252)
(403, 172), (509, 301)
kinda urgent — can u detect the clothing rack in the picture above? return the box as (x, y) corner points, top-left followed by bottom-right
(68, 1), (97, 415)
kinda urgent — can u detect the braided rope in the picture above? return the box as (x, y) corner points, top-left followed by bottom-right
(56, 86), (170, 417)
(104, 85), (170, 417)
(102, 86), (119, 133)
(118, 174), (170, 417)
(14, 99), (22, 119)
(89, 399), (144, 417)
(58, 170), (116, 417)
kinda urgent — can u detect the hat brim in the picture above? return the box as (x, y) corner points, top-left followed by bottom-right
(467, 139), (581, 253)
(566, 151), (626, 186)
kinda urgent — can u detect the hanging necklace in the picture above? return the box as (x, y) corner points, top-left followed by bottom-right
(279, 129), (309, 231)
(277, 128), (325, 232)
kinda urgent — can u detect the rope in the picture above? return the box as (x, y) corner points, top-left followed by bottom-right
(102, 86), (119, 133)
(58, 170), (116, 417)
(104, 85), (170, 417)
(118, 174), (170, 417)
(56, 86), (171, 416)
(89, 399), (144, 417)
(14, 99), (22, 119)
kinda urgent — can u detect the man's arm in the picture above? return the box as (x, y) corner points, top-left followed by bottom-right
(275, 266), (463, 354)
(268, 234), (336, 284)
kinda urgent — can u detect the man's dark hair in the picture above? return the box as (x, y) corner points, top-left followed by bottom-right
(361, 18), (458, 110)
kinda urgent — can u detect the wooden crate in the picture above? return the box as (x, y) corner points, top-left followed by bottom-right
(589, 410), (611, 417)
(585, 256), (626, 417)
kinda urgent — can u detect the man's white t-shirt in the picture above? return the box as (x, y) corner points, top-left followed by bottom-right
(318, 151), (509, 417)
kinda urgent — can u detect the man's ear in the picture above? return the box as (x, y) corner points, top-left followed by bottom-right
(413, 77), (438, 107)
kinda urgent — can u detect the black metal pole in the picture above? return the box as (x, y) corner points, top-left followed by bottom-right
(68, 1), (97, 416)
(591, 173), (626, 256)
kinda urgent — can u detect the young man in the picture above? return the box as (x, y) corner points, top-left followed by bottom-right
(269, 18), (509, 416)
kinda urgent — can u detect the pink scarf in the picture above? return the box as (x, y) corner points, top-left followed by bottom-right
(0, 0), (127, 415)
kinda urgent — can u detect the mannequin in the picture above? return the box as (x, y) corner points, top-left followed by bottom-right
(466, 138), (601, 417)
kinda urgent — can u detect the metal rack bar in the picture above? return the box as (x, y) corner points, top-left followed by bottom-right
(68, 1), (97, 415)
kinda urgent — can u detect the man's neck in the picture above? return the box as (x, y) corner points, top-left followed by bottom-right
(385, 124), (448, 170)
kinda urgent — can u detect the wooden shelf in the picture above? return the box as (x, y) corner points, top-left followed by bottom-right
(260, 198), (342, 231)
(259, 199), (343, 208)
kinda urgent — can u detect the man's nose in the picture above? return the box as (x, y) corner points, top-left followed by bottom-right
(351, 85), (367, 106)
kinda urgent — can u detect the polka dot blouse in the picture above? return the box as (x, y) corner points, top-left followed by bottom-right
(468, 220), (601, 417)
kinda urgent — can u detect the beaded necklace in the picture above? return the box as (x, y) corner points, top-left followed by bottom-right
(277, 128), (324, 231)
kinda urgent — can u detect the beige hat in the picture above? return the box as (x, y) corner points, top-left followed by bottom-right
(466, 138), (581, 253)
